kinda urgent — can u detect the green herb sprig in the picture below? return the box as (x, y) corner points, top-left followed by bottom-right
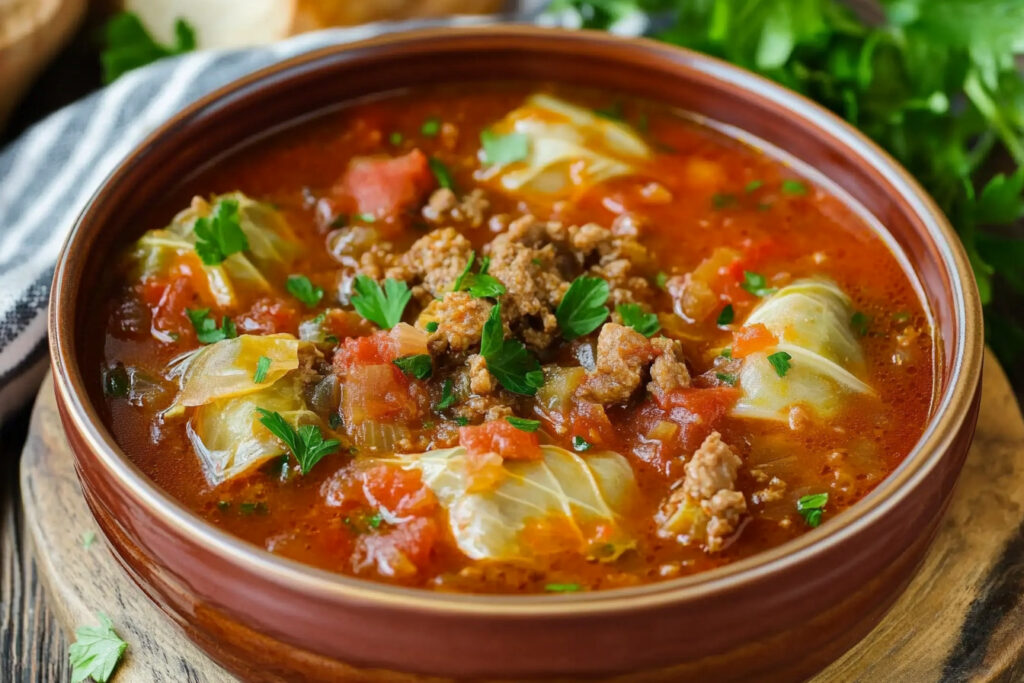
(480, 304), (545, 395)
(550, 0), (1024, 369)
(256, 409), (340, 475)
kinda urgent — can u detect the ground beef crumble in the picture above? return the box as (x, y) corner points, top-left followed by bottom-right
(658, 431), (748, 552)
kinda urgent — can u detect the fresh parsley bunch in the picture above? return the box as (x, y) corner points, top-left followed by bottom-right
(551, 0), (1024, 368)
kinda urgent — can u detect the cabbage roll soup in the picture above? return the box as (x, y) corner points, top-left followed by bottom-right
(99, 85), (935, 593)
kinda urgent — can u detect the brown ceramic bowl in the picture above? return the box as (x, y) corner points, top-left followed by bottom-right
(49, 26), (983, 682)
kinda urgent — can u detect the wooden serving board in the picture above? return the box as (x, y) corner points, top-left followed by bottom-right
(19, 350), (1024, 682)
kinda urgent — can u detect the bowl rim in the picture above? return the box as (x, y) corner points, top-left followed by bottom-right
(49, 24), (983, 615)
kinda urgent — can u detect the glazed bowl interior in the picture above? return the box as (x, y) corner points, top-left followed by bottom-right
(51, 26), (981, 610)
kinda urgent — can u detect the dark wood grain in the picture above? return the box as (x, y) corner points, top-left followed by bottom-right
(1, 402), (69, 683)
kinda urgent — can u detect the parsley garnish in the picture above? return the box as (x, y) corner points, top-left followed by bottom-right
(616, 303), (660, 337)
(717, 304), (735, 326)
(506, 416), (541, 432)
(351, 275), (411, 330)
(425, 321), (440, 333)
(594, 100), (624, 120)
(572, 435), (591, 452)
(393, 354), (433, 380)
(851, 311), (871, 337)
(68, 613), (127, 683)
(782, 179), (808, 195)
(100, 12), (195, 83)
(389, 131), (403, 145)
(453, 251), (506, 299)
(480, 129), (530, 165)
(102, 365), (129, 398)
(435, 378), (457, 410)
(712, 192), (737, 209)
(557, 0), (1024, 373)
(239, 501), (268, 516)
(767, 351), (792, 377)
(255, 409), (340, 475)
(192, 198), (247, 266)
(744, 180), (763, 193)
(716, 372), (737, 386)
(421, 117), (441, 136)
(480, 304), (545, 395)
(545, 583), (583, 593)
(797, 492), (829, 528)
(454, 416), (470, 426)
(81, 531), (96, 549)
(355, 212), (376, 223)
(253, 355), (271, 383)
(428, 157), (455, 190)
(655, 271), (668, 290)
(741, 271), (776, 297)
(286, 275), (323, 308)
(185, 308), (236, 344)
(719, 347), (733, 359)
(556, 276), (610, 341)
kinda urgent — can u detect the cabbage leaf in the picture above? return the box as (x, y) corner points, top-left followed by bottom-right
(734, 279), (873, 421)
(128, 192), (298, 309)
(166, 334), (323, 484)
(480, 94), (651, 197)
(379, 445), (638, 563)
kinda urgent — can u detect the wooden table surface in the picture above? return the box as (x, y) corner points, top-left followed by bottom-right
(1, 403), (69, 681)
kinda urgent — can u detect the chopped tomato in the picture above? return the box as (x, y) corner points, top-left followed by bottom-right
(459, 420), (543, 460)
(639, 387), (741, 465)
(335, 149), (434, 218)
(335, 331), (400, 367)
(144, 276), (199, 342)
(732, 323), (776, 358)
(355, 517), (439, 578)
(236, 297), (300, 335)
(569, 401), (619, 449)
(361, 465), (437, 518)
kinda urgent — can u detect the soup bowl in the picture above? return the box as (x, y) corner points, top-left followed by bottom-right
(49, 26), (983, 681)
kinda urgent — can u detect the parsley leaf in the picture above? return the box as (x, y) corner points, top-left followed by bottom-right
(716, 372), (738, 386)
(717, 304), (735, 326)
(712, 192), (738, 209)
(544, 583), (583, 593)
(185, 308), (236, 344)
(850, 311), (871, 337)
(81, 531), (96, 549)
(556, 276), (610, 340)
(428, 157), (455, 190)
(741, 271), (777, 297)
(479, 304), (545, 395)
(797, 492), (829, 528)
(745, 179), (763, 193)
(393, 354), (433, 380)
(351, 275), (411, 330)
(572, 435), (591, 452)
(255, 409), (339, 475)
(767, 351), (793, 377)
(69, 613), (127, 683)
(286, 275), (324, 308)
(425, 321), (440, 333)
(253, 356), (271, 383)
(421, 117), (441, 136)
(453, 252), (506, 299)
(192, 198), (247, 265)
(435, 378), (457, 410)
(454, 416), (470, 426)
(506, 416), (541, 432)
(100, 12), (196, 83)
(616, 303), (660, 337)
(781, 179), (808, 195)
(480, 129), (530, 165)
(389, 131), (403, 145)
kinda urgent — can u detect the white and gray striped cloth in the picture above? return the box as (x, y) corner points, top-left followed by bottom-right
(0, 16), (517, 422)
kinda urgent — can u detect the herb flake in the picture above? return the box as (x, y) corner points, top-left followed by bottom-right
(68, 613), (127, 683)
(351, 275), (411, 330)
(286, 274), (324, 308)
(255, 409), (340, 475)
(506, 416), (541, 432)
(556, 276), (610, 341)
(393, 354), (433, 380)
(616, 303), (660, 337)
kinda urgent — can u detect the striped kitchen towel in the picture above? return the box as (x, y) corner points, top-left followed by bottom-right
(0, 16), (508, 422)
